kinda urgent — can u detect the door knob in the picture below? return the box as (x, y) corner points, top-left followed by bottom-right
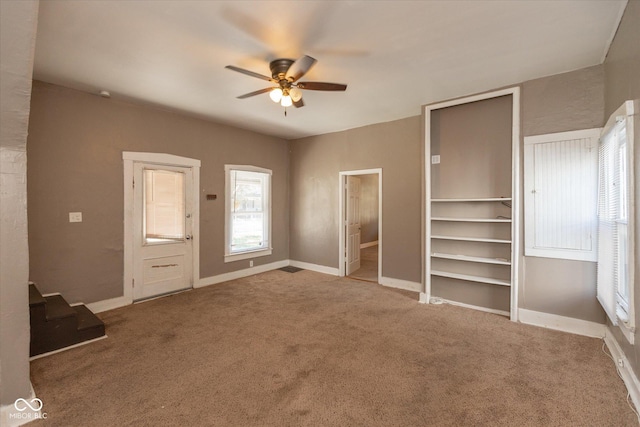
(185, 235), (192, 240)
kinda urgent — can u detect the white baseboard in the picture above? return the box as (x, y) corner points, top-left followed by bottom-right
(380, 276), (422, 292)
(1, 383), (44, 426)
(29, 335), (108, 361)
(83, 258), (339, 313)
(288, 260), (340, 276)
(604, 330), (640, 411)
(197, 260), (290, 288)
(419, 292), (430, 304)
(87, 295), (131, 314)
(40, 292), (60, 297)
(360, 240), (378, 249)
(440, 298), (510, 317)
(518, 308), (607, 338)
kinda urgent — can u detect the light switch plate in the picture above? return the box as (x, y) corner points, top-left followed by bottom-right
(69, 212), (82, 223)
(431, 155), (441, 164)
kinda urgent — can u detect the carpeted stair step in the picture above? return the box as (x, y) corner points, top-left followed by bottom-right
(29, 284), (47, 324)
(29, 283), (106, 357)
(44, 295), (77, 321)
(74, 304), (106, 341)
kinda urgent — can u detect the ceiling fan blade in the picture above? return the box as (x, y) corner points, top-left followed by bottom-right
(293, 98), (305, 108)
(225, 65), (273, 82)
(285, 55), (317, 82)
(297, 82), (347, 91)
(236, 87), (273, 99)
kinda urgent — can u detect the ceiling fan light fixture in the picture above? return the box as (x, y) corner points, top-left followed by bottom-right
(281, 95), (292, 107)
(269, 88), (283, 103)
(289, 87), (303, 102)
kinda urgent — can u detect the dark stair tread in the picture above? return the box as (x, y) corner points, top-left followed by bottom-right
(44, 295), (76, 320)
(73, 304), (105, 331)
(29, 284), (46, 307)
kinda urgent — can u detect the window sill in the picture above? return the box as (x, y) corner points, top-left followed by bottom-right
(224, 248), (272, 263)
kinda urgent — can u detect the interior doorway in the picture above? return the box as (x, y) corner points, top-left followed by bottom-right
(339, 169), (382, 283)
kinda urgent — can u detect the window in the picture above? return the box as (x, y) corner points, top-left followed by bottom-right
(597, 100), (635, 344)
(225, 165), (272, 262)
(524, 128), (600, 261)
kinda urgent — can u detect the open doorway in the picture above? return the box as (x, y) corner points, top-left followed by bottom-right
(339, 169), (382, 283)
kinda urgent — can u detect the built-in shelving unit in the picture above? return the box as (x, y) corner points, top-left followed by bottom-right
(430, 198), (513, 288)
(423, 87), (520, 320)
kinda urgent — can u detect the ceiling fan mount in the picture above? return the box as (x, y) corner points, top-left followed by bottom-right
(269, 58), (295, 81)
(226, 55), (347, 110)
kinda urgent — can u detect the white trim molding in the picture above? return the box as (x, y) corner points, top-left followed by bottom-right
(380, 276), (422, 292)
(518, 308), (606, 338)
(86, 296), (130, 313)
(289, 260), (340, 276)
(197, 260), (290, 288)
(604, 329), (640, 411)
(29, 336), (108, 360)
(441, 298), (510, 317)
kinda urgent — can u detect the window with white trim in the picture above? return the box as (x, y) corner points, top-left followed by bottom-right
(597, 101), (635, 344)
(524, 128), (600, 261)
(224, 165), (272, 262)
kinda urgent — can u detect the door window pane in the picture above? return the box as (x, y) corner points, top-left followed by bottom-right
(144, 169), (185, 243)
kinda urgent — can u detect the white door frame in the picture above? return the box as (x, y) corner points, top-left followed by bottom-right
(338, 168), (382, 282)
(123, 152), (201, 304)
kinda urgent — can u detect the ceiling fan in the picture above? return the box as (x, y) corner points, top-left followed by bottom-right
(225, 55), (347, 111)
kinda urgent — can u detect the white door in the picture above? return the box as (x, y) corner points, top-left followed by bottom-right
(346, 175), (361, 275)
(133, 163), (194, 300)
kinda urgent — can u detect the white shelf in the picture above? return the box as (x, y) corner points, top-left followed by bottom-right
(431, 253), (511, 265)
(431, 235), (512, 244)
(431, 198), (512, 202)
(431, 217), (511, 223)
(431, 270), (511, 287)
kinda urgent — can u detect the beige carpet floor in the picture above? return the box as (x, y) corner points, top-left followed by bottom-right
(30, 270), (637, 426)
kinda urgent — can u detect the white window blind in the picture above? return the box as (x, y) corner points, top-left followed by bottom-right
(596, 100), (635, 344)
(524, 128), (600, 261)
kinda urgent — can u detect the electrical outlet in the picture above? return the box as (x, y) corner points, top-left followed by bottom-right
(431, 155), (441, 164)
(249, 260), (254, 267)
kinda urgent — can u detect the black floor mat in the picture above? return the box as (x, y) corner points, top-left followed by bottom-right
(279, 266), (304, 273)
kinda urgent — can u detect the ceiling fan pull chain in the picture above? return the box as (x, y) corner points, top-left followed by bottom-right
(284, 108), (287, 117)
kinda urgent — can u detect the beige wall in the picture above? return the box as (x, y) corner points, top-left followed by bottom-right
(602, 0), (640, 379)
(27, 81), (289, 304)
(360, 174), (379, 244)
(520, 65), (606, 323)
(289, 117), (422, 284)
(0, 0), (38, 406)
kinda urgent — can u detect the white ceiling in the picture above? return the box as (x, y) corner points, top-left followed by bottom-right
(33, 1), (627, 140)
